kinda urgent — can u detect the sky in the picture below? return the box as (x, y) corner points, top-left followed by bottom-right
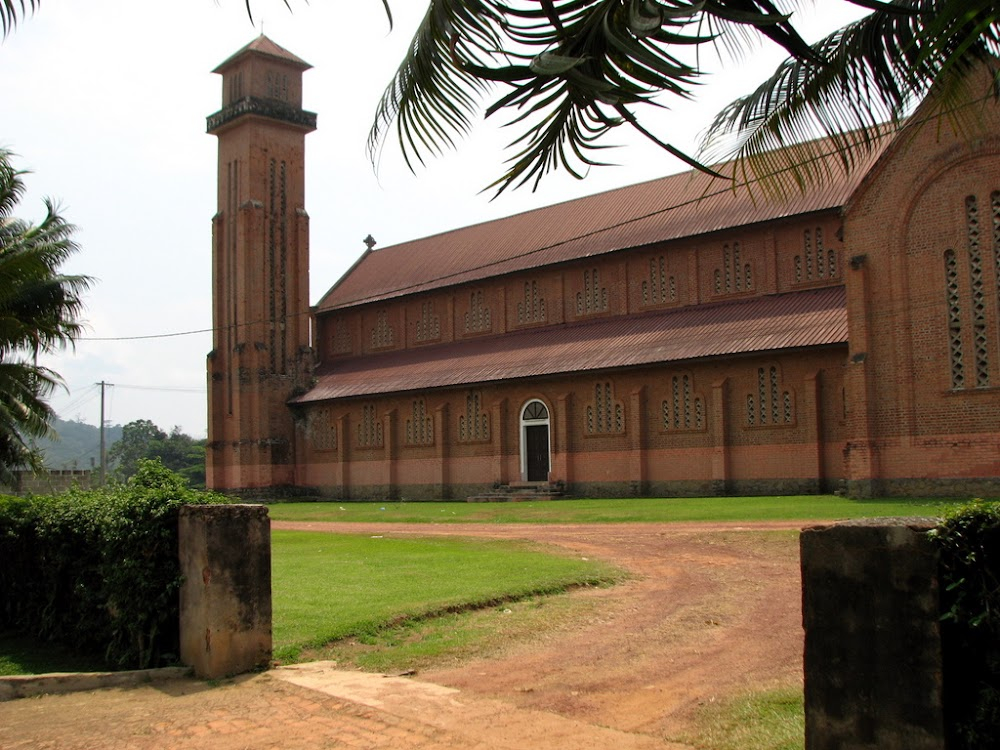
(4, 0), (868, 442)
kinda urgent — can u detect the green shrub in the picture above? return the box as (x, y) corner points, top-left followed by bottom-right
(0, 460), (231, 669)
(932, 499), (1000, 750)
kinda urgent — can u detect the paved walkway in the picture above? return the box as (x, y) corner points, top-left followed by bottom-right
(0, 663), (692, 749)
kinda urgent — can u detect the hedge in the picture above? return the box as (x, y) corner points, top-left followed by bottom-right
(933, 499), (1000, 750)
(0, 460), (232, 669)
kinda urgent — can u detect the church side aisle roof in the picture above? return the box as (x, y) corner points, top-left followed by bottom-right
(317, 135), (889, 313)
(297, 286), (846, 402)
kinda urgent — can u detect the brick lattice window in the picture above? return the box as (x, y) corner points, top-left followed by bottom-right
(331, 320), (352, 355)
(586, 382), (624, 434)
(370, 310), (395, 349)
(794, 227), (838, 283)
(576, 269), (609, 315)
(642, 255), (676, 306)
(995, 191), (1000, 343)
(747, 366), (793, 426)
(661, 374), (704, 430)
(945, 192), (999, 390)
(405, 399), (434, 446)
(265, 70), (289, 101)
(966, 196), (990, 387)
(310, 407), (337, 451)
(714, 242), (753, 294)
(357, 404), (383, 448)
(994, 192), (1000, 343)
(517, 280), (547, 324)
(458, 391), (490, 442)
(415, 301), (441, 342)
(946, 249), (964, 388)
(464, 290), (492, 333)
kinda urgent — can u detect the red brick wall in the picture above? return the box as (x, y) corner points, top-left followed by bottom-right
(297, 346), (847, 499)
(843, 77), (1000, 494)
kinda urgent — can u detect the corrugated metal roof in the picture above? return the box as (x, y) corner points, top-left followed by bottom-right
(296, 286), (846, 403)
(317, 136), (888, 312)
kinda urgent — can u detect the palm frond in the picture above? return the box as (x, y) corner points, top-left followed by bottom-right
(0, 360), (59, 482)
(1, 0), (39, 38)
(370, 0), (817, 195)
(0, 149), (90, 482)
(700, 0), (1000, 195)
(368, 0), (503, 173)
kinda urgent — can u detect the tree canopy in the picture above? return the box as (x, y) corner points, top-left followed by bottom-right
(0, 149), (91, 485)
(107, 419), (206, 487)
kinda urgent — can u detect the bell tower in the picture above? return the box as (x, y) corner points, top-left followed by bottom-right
(206, 36), (316, 491)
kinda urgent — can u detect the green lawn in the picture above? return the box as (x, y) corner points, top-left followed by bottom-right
(271, 530), (623, 663)
(0, 531), (622, 674)
(267, 494), (970, 525)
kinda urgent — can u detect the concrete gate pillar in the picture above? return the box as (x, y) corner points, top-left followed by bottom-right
(800, 518), (944, 750)
(178, 504), (272, 678)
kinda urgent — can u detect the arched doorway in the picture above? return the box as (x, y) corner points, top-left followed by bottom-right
(520, 400), (551, 482)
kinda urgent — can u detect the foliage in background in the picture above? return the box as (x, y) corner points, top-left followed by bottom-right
(33, 417), (124, 470)
(108, 419), (206, 488)
(932, 499), (1000, 750)
(0, 460), (230, 669)
(0, 149), (91, 485)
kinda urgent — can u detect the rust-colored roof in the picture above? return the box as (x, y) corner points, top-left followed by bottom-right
(296, 286), (846, 403)
(317, 138), (889, 312)
(213, 34), (311, 73)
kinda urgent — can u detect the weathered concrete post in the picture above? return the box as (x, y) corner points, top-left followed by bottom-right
(800, 518), (944, 750)
(178, 504), (272, 678)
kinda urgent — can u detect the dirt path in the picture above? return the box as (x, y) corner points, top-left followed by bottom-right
(277, 521), (809, 739)
(0, 521), (815, 749)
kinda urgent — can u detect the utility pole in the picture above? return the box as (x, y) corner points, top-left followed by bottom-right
(98, 381), (112, 486)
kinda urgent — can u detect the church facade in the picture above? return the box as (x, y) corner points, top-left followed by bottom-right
(206, 37), (1000, 499)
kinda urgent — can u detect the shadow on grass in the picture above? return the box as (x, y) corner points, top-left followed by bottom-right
(0, 630), (111, 676)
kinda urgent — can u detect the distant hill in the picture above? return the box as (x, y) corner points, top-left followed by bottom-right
(35, 418), (124, 470)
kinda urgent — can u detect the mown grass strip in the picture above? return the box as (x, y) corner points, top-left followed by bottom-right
(268, 495), (972, 525)
(294, 593), (601, 675)
(271, 530), (623, 663)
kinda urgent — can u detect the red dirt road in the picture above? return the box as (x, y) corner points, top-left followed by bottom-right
(0, 521), (813, 749)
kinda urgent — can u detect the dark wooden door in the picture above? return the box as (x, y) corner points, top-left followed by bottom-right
(525, 424), (549, 481)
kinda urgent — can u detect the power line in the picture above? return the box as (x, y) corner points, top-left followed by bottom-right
(114, 384), (205, 394)
(82, 327), (213, 342)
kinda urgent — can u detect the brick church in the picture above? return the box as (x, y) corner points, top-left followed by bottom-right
(205, 36), (1000, 499)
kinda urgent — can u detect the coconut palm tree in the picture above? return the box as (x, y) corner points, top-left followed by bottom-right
(0, 150), (91, 485)
(700, 0), (1000, 192)
(368, 0), (1000, 194)
(3, 1), (997, 194)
